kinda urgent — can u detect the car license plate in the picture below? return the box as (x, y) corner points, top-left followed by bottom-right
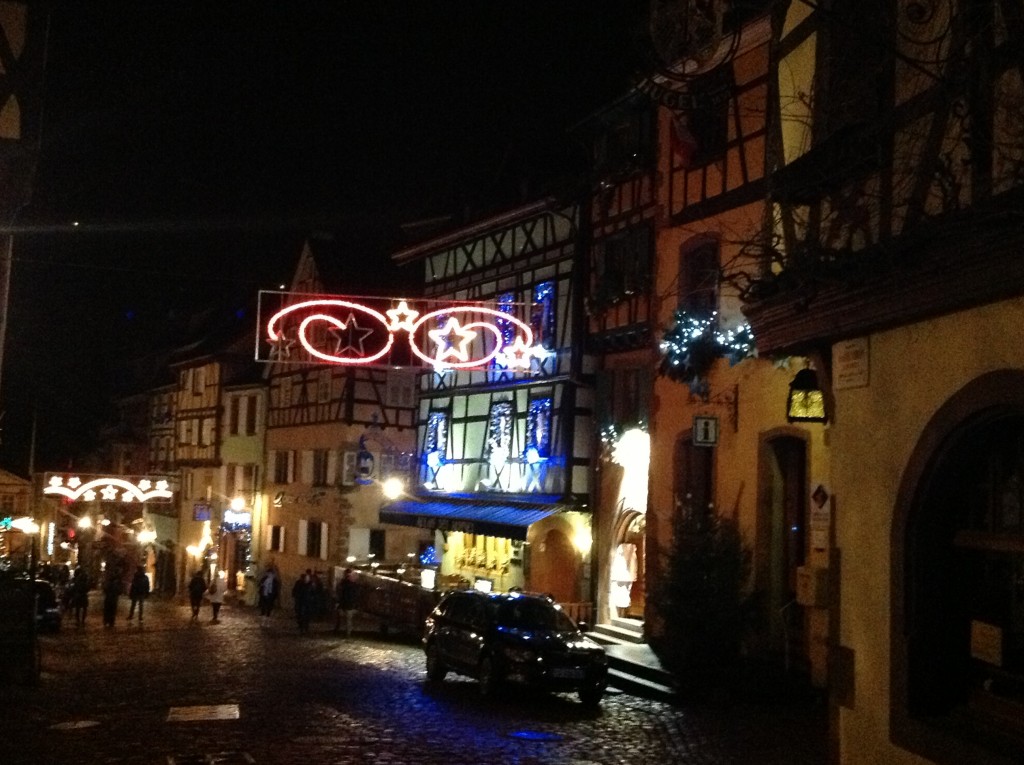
(552, 667), (584, 679)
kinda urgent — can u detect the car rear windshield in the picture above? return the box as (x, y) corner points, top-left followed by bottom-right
(496, 598), (577, 632)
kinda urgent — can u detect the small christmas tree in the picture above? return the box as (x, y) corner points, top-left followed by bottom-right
(653, 498), (751, 694)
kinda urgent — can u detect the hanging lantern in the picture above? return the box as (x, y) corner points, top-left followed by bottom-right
(787, 369), (827, 423)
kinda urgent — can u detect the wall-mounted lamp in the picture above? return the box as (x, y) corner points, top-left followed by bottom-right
(787, 368), (828, 423)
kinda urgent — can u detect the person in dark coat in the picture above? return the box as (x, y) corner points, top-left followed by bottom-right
(187, 570), (207, 623)
(333, 568), (357, 637)
(257, 566), (280, 627)
(69, 566), (90, 627)
(101, 571), (122, 628)
(127, 566), (150, 623)
(292, 571), (313, 634)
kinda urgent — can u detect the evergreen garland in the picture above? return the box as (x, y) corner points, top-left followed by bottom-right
(658, 309), (755, 389)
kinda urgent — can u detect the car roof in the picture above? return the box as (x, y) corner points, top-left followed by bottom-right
(444, 589), (555, 605)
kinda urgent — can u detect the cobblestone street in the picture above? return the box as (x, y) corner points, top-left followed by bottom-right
(2, 594), (827, 764)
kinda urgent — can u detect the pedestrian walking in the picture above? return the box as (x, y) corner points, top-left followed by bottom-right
(127, 566), (150, 623)
(334, 567), (357, 637)
(292, 570), (313, 633)
(101, 570), (122, 628)
(257, 565), (280, 627)
(207, 572), (225, 623)
(69, 566), (89, 627)
(187, 570), (206, 623)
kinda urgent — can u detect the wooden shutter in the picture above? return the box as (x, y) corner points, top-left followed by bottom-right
(298, 519), (308, 557)
(319, 522), (329, 560)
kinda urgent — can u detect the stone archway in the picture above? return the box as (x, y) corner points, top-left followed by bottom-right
(611, 508), (646, 620)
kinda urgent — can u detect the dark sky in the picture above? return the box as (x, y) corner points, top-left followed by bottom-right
(1, 2), (645, 474)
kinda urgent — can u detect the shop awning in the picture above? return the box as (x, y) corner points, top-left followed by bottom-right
(379, 496), (569, 541)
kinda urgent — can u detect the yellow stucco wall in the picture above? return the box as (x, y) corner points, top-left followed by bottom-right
(832, 296), (1024, 765)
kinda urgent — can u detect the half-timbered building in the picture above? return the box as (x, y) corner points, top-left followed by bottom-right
(738, 1), (1024, 762)
(575, 92), (658, 630)
(384, 199), (595, 607)
(171, 306), (260, 595)
(260, 239), (418, 607)
(624, 0), (835, 688)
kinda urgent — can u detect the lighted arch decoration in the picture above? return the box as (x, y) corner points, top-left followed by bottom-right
(260, 292), (547, 371)
(43, 474), (174, 504)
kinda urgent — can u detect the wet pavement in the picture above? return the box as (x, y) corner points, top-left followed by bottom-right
(2, 592), (828, 764)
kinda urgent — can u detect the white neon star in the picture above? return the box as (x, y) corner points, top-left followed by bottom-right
(330, 313), (374, 356)
(501, 336), (535, 370)
(386, 300), (420, 333)
(101, 484), (119, 501)
(138, 479), (152, 491)
(155, 480), (169, 492)
(428, 318), (478, 364)
(84, 490), (96, 502)
(68, 476), (82, 489)
(48, 476), (63, 487)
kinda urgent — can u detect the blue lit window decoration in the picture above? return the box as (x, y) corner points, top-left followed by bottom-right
(497, 292), (517, 346)
(487, 401), (514, 465)
(531, 281), (556, 349)
(425, 410), (449, 471)
(419, 545), (440, 566)
(491, 292), (517, 370)
(526, 397), (552, 461)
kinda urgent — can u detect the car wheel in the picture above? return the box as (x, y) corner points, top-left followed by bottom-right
(478, 656), (498, 698)
(425, 643), (447, 683)
(579, 685), (604, 708)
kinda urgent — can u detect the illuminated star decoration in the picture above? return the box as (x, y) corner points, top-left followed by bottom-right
(44, 476), (174, 504)
(496, 336), (536, 370)
(330, 313), (374, 356)
(386, 300), (420, 333)
(265, 296), (544, 371)
(268, 329), (295, 361)
(428, 317), (478, 365)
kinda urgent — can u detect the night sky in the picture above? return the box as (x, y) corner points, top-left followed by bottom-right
(1, 2), (645, 474)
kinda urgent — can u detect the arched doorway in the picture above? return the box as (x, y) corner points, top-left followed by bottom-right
(760, 433), (808, 668)
(611, 510), (646, 619)
(894, 371), (1024, 760)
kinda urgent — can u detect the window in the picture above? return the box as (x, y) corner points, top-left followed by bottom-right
(272, 450), (295, 484)
(200, 418), (215, 447)
(192, 367), (205, 395)
(369, 529), (386, 560)
(674, 435), (714, 518)
(245, 395), (257, 435)
(688, 70), (730, 162)
(527, 396), (553, 459)
(340, 450), (358, 487)
(266, 524), (285, 553)
(426, 410), (449, 456)
(678, 237), (719, 314)
(229, 397), (240, 435)
(593, 226), (652, 308)
(299, 519), (328, 559)
(311, 449), (330, 487)
(386, 369), (416, 407)
(0, 494), (14, 514)
(486, 401), (514, 464)
(531, 282), (557, 349)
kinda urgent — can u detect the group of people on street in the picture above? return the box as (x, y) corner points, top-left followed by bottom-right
(187, 569), (226, 623)
(48, 561), (359, 635)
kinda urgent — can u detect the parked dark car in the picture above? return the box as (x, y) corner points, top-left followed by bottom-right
(33, 579), (62, 632)
(423, 589), (608, 706)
